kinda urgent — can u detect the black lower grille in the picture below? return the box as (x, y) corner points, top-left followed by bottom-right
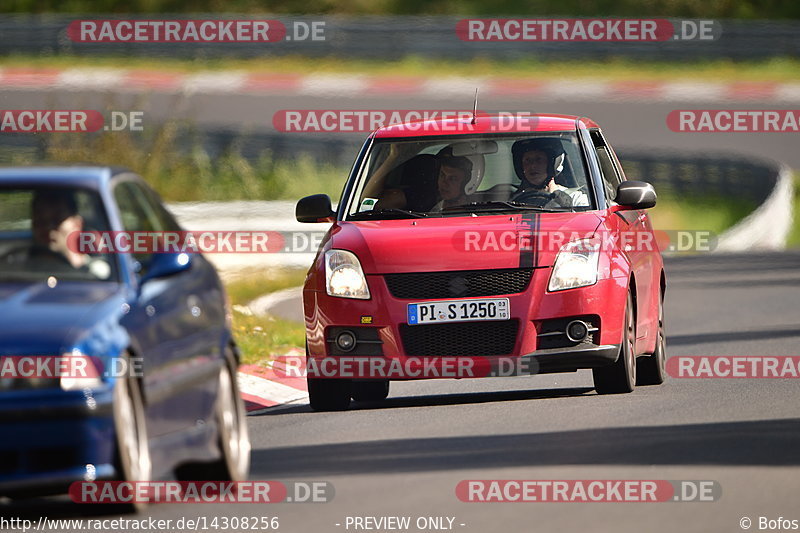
(400, 320), (519, 356)
(27, 447), (80, 473)
(326, 326), (384, 356)
(385, 268), (533, 299)
(536, 316), (600, 350)
(0, 451), (20, 474)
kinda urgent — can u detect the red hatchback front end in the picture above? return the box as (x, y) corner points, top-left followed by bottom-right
(298, 114), (666, 410)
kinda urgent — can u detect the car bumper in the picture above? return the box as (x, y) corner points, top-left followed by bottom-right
(304, 268), (628, 378)
(519, 343), (620, 373)
(0, 388), (117, 497)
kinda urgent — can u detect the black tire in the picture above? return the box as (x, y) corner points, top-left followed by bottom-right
(593, 291), (637, 394)
(176, 349), (251, 481)
(308, 378), (352, 411)
(637, 292), (667, 386)
(352, 380), (390, 402)
(113, 362), (152, 513)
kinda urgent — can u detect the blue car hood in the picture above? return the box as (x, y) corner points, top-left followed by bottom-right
(0, 281), (126, 355)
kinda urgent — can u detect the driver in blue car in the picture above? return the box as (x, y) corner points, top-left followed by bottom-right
(510, 139), (590, 208)
(1, 190), (111, 279)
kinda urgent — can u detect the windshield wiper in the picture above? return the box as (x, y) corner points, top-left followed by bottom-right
(442, 201), (575, 214)
(349, 208), (429, 220)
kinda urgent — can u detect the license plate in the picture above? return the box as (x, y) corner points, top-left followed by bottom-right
(407, 298), (510, 325)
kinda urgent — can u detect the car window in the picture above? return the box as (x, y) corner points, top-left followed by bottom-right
(0, 186), (117, 282)
(590, 130), (622, 205)
(596, 147), (620, 202)
(113, 181), (165, 271)
(349, 132), (594, 219)
(141, 183), (182, 232)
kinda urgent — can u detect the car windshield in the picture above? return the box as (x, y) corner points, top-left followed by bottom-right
(0, 185), (119, 282)
(347, 132), (594, 219)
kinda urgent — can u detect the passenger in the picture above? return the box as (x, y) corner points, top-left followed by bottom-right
(360, 143), (477, 213)
(430, 155), (472, 211)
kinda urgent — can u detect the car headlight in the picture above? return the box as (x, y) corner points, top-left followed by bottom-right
(548, 239), (600, 292)
(325, 249), (370, 299)
(0, 352), (103, 391)
(60, 351), (104, 391)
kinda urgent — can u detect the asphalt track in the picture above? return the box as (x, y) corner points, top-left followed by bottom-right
(2, 87), (800, 532)
(2, 251), (800, 532)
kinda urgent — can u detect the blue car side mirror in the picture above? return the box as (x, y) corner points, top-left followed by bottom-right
(140, 252), (192, 283)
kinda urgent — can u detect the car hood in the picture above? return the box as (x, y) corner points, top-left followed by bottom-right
(331, 211), (604, 273)
(0, 281), (127, 355)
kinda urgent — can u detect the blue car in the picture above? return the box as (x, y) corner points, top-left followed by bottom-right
(0, 167), (250, 504)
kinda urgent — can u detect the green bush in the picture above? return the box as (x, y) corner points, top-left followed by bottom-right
(28, 126), (347, 202)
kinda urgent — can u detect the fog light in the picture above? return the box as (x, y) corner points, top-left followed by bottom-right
(336, 331), (357, 352)
(566, 320), (589, 342)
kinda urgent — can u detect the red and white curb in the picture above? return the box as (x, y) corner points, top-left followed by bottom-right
(1, 67), (798, 102)
(237, 350), (308, 413)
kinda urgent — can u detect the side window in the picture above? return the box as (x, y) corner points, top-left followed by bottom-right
(113, 181), (163, 270)
(139, 183), (182, 232)
(590, 130), (622, 205)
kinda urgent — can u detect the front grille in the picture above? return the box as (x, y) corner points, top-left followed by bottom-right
(27, 447), (80, 473)
(0, 448), (80, 475)
(400, 320), (519, 356)
(385, 268), (534, 299)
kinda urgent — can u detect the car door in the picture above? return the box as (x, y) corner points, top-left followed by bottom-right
(591, 130), (657, 349)
(114, 178), (220, 438)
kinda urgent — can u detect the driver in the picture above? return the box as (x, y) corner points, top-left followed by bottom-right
(2, 190), (111, 279)
(510, 139), (589, 208)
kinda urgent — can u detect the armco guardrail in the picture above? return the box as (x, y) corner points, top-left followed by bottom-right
(614, 148), (793, 252)
(1, 129), (791, 252)
(0, 15), (798, 60)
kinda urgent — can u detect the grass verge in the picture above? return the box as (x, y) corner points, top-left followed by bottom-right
(3, 54), (800, 82)
(649, 193), (757, 235)
(787, 171), (800, 247)
(224, 268), (307, 366)
(3, 127), (348, 202)
(651, 172), (798, 247)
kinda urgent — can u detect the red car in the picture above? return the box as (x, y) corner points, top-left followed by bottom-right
(296, 113), (666, 411)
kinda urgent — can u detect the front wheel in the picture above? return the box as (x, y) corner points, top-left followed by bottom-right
(176, 350), (251, 481)
(593, 291), (637, 394)
(637, 293), (667, 386)
(308, 378), (352, 411)
(113, 364), (152, 512)
(352, 380), (390, 402)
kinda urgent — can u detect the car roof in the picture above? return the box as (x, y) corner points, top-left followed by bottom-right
(374, 113), (600, 138)
(0, 165), (133, 189)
